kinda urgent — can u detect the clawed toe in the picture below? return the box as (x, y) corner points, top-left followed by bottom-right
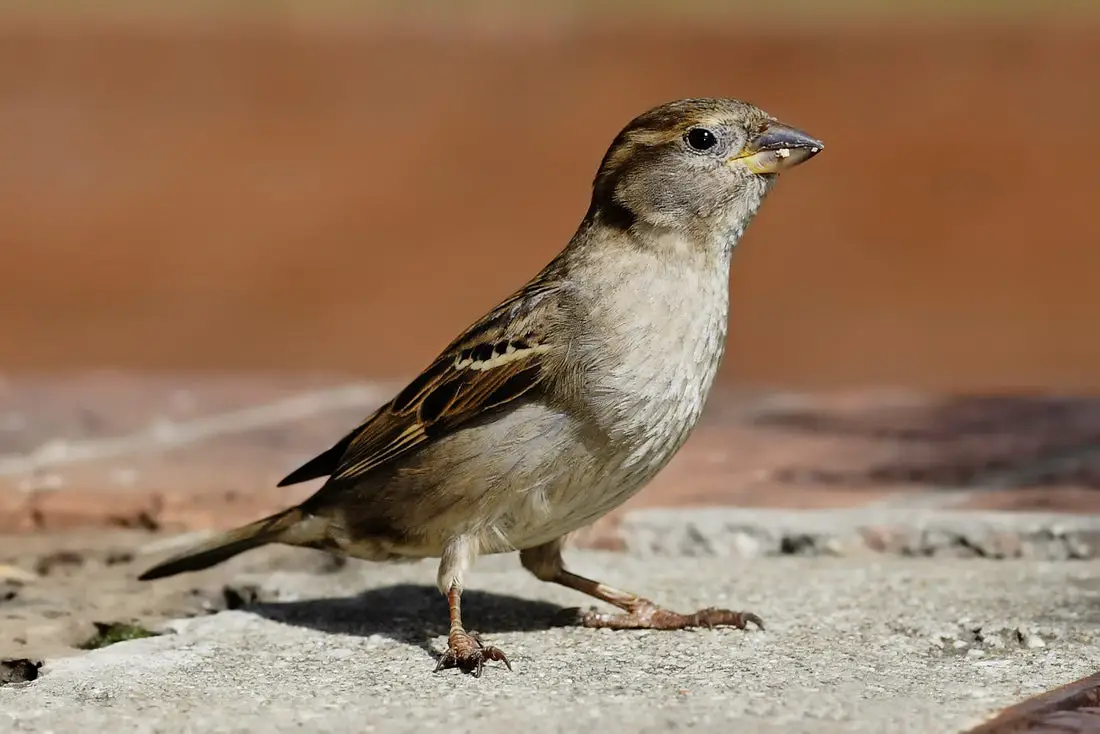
(692, 607), (765, 631)
(572, 600), (765, 632)
(434, 634), (512, 677)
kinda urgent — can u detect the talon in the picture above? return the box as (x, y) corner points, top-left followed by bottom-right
(742, 612), (765, 631)
(433, 650), (454, 673)
(434, 634), (511, 676)
(484, 645), (512, 672)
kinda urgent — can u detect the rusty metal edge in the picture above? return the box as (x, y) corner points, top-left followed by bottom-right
(961, 671), (1100, 733)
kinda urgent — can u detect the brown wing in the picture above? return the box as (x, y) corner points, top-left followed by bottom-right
(276, 279), (563, 487)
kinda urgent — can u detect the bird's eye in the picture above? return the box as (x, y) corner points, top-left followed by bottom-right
(685, 127), (718, 152)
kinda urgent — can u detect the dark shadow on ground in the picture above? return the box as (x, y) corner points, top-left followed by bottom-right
(248, 583), (572, 663)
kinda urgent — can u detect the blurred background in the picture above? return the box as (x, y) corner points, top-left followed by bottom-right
(3, 0), (1100, 537)
(4, 2), (1100, 692)
(2, 0), (1098, 392)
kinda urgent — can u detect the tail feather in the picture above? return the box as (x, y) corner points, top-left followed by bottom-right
(138, 507), (312, 581)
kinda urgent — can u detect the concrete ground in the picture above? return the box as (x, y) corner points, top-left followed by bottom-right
(4, 380), (1100, 731)
(3, 546), (1099, 733)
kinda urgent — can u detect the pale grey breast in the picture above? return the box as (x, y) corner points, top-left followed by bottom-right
(529, 240), (733, 534)
(425, 239), (736, 555)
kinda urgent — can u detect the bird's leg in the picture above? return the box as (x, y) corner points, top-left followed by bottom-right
(433, 584), (511, 677)
(433, 536), (510, 676)
(520, 539), (763, 632)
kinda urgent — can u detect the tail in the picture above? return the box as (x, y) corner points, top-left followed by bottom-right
(138, 507), (322, 581)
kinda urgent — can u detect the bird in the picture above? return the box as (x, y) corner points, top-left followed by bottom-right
(139, 97), (823, 677)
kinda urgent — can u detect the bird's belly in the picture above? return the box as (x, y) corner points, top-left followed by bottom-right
(489, 316), (726, 550)
(489, 405), (699, 552)
(498, 474), (652, 551)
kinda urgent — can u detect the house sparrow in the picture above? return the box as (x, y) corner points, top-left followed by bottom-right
(139, 97), (823, 677)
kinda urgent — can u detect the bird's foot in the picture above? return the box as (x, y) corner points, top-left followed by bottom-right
(568, 599), (764, 631)
(434, 631), (512, 677)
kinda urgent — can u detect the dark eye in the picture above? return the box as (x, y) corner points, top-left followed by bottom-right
(685, 127), (718, 152)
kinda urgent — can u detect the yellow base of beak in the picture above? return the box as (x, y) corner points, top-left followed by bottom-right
(734, 145), (820, 174)
(731, 122), (824, 174)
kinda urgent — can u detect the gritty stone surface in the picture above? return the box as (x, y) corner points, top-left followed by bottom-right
(0, 529), (351, 662)
(5, 507), (1100, 667)
(2, 552), (1099, 733)
(620, 508), (1100, 560)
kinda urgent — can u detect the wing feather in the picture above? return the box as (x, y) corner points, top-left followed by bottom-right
(275, 279), (563, 487)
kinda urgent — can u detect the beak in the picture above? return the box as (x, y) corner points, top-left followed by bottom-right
(732, 123), (824, 174)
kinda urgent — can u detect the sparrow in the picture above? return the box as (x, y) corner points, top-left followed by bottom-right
(139, 97), (823, 677)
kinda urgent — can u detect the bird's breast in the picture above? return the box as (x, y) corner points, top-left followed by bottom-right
(567, 248), (731, 479)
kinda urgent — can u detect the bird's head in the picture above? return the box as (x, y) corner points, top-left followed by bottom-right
(590, 98), (823, 245)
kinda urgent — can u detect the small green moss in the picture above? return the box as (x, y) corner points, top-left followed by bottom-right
(79, 622), (160, 650)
